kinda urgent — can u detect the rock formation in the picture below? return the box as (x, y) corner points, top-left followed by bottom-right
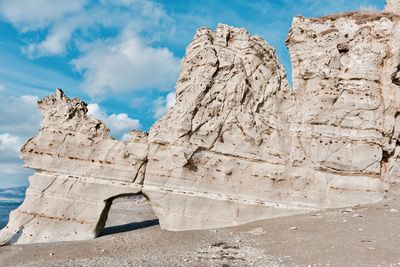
(1, 3), (400, 245)
(0, 90), (148, 244)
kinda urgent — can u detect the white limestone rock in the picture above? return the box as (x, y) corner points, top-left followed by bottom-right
(146, 14), (400, 230)
(3, 7), (400, 245)
(0, 89), (147, 245)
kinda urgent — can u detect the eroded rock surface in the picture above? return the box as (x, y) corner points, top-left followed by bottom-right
(145, 11), (400, 230)
(0, 90), (148, 244)
(2, 4), (400, 245)
(144, 24), (303, 230)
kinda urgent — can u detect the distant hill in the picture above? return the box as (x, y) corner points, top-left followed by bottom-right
(0, 186), (26, 230)
(0, 186), (27, 203)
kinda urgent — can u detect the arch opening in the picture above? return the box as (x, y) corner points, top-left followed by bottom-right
(96, 193), (159, 237)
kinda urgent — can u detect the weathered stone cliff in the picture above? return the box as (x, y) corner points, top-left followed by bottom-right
(0, 90), (148, 244)
(2, 3), (400, 245)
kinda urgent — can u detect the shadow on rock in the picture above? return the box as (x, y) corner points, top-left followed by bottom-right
(99, 219), (159, 236)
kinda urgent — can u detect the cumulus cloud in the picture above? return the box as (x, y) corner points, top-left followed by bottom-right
(0, 134), (23, 163)
(23, 24), (75, 57)
(0, 95), (41, 187)
(87, 103), (141, 139)
(0, 0), (87, 31)
(0, 95), (41, 137)
(73, 37), (180, 97)
(0, 0), (180, 98)
(0, 162), (33, 188)
(153, 92), (176, 119)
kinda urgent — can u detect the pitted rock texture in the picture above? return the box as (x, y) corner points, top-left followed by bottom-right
(0, 90), (148, 245)
(2, 6), (400, 245)
(287, 12), (400, 187)
(144, 13), (400, 230)
(144, 24), (303, 230)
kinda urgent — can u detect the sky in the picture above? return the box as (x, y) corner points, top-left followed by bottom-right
(0, 0), (386, 188)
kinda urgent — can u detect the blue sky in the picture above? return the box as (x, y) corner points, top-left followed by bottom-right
(0, 0), (385, 187)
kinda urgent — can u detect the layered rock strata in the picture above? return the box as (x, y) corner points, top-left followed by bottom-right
(2, 5), (400, 245)
(144, 24), (302, 230)
(0, 90), (148, 244)
(286, 11), (400, 207)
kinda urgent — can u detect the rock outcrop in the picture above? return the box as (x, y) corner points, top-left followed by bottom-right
(0, 90), (148, 244)
(144, 24), (303, 230)
(287, 11), (400, 192)
(2, 3), (400, 245)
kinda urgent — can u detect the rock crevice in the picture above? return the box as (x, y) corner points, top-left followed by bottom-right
(2, 6), (400, 244)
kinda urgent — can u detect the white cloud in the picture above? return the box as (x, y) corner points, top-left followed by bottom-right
(0, 0), (87, 31)
(0, 162), (33, 188)
(0, 134), (23, 161)
(23, 24), (75, 57)
(1, 0), (172, 60)
(0, 95), (41, 162)
(0, 48), (80, 96)
(359, 5), (379, 12)
(0, 95), (41, 137)
(1, 0), (180, 97)
(152, 92), (176, 119)
(20, 95), (39, 105)
(87, 103), (141, 139)
(73, 37), (180, 97)
(0, 83), (5, 92)
(0, 95), (41, 188)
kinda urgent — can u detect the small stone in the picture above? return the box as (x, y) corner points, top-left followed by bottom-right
(390, 209), (399, 213)
(289, 226), (298, 230)
(353, 214), (363, 218)
(49, 253), (54, 257)
(250, 227), (264, 235)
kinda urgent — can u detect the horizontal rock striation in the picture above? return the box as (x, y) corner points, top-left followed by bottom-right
(2, 5), (400, 245)
(0, 90), (148, 244)
(144, 24), (302, 230)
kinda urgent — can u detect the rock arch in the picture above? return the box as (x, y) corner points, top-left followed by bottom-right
(2, 4), (400, 245)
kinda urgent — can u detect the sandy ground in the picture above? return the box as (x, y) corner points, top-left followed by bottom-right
(1, 187), (400, 267)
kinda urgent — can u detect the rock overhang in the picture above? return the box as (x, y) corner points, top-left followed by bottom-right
(1, 6), (400, 245)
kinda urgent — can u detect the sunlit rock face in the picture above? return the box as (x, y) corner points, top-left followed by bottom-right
(2, 5), (400, 245)
(145, 13), (400, 230)
(144, 24), (302, 230)
(287, 12), (400, 189)
(0, 90), (148, 245)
